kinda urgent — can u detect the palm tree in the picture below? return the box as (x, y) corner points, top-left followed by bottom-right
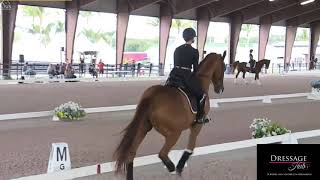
(147, 18), (195, 34)
(80, 11), (93, 24)
(23, 6), (45, 25)
(171, 19), (195, 34)
(242, 24), (253, 47)
(82, 28), (102, 44)
(55, 21), (64, 34)
(23, 6), (57, 46)
(101, 31), (115, 45)
(297, 29), (308, 41)
(28, 23), (55, 46)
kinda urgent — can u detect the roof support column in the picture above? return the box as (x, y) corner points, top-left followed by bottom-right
(258, 15), (272, 60)
(229, 13), (243, 65)
(2, 1), (18, 78)
(116, 0), (130, 66)
(309, 21), (320, 69)
(284, 26), (297, 64)
(159, 1), (172, 75)
(197, 7), (210, 60)
(65, 0), (80, 64)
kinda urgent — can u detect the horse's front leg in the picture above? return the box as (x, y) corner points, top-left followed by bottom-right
(234, 71), (240, 84)
(255, 73), (262, 85)
(243, 71), (248, 84)
(176, 124), (203, 175)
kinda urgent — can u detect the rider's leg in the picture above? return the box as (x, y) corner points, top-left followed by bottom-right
(187, 75), (208, 124)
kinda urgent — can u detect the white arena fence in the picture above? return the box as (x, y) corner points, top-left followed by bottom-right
(13, 129), (320, 180)
(0, 92), (311, 121)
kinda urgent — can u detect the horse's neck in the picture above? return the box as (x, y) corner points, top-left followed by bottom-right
(198, 76), (211, 94)
(196, 61), (215, 94)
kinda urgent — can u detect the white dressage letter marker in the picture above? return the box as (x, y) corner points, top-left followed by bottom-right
(47, 143), (71, 173)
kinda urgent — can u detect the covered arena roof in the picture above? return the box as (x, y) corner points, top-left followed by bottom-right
(18, 0), (320, 27)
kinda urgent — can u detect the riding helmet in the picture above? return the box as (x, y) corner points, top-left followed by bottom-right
(183, 28), (197, 42)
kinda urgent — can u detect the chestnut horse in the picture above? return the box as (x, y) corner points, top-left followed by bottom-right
(232, 59), (270, 85)
(114, 52), (226, 180)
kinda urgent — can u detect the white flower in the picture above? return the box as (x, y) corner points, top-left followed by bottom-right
(271, 132), (277, 136)
(262, 128), (266, 132)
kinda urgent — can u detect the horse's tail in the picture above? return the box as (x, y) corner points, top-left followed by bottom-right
(113, 97), (151, 174)
(232, 61), (239, 74)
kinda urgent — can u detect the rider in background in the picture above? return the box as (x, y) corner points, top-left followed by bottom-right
(249, 49), (256, 72)
(169, 28), (208, 124)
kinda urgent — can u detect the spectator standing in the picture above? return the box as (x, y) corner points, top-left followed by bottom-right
(80, 57), (85, 74)
(98, 59), (105, 75)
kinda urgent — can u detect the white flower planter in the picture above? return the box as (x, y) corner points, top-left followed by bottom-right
(308, 88), (320, 100)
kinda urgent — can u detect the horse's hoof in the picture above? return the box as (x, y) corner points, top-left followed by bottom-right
(257, 80), (262, 86)
(176, 168), (182, 176)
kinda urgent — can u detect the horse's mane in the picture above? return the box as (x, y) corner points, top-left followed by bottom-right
(196, 53), (219, 77)
(198, 53), (216, 70)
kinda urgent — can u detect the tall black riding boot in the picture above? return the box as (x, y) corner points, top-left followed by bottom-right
(196, 94), (209, 124)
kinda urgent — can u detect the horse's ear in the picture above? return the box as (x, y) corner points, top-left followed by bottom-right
(222, 51), (227, 60)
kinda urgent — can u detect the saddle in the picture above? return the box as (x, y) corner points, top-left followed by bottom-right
(247, 61), (256, 73)
(165, 76), (198, 114)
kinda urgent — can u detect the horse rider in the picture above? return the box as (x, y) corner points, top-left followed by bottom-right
(249, 49), (256, 72)
(168, 28), (208, 124)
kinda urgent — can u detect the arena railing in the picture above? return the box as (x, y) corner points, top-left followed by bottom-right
(0, 62), (166, 79)
(1, 62), (318, 79)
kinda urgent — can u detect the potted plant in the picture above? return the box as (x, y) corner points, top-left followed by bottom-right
(250, 118), (291, 139)
(53, 101), (86, 121)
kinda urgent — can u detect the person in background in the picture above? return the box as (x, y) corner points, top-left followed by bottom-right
(98, 59), (105, 75)
(79, 57), (85, 74)
(249, 49), (256, 72)
(89, 63), (98, 78)
(56, 64), (60, 75)
(64, 64), (76, 79)
(23, 62), (36, 76)
(47, 64), (57, 78)
(59, 63), (66, 75)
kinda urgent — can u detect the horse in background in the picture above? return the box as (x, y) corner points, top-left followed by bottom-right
(232, 59), (271, 85)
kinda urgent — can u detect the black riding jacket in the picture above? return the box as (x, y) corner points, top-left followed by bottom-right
(174, 44), (199, 72)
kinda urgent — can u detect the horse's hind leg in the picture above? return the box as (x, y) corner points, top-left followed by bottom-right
(234, 71), (240, 84)
(126, 122), (152, 180)
(255, 73), (262, 85)
(176, 124), (203, 175)
(159, 133), (181, 173)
